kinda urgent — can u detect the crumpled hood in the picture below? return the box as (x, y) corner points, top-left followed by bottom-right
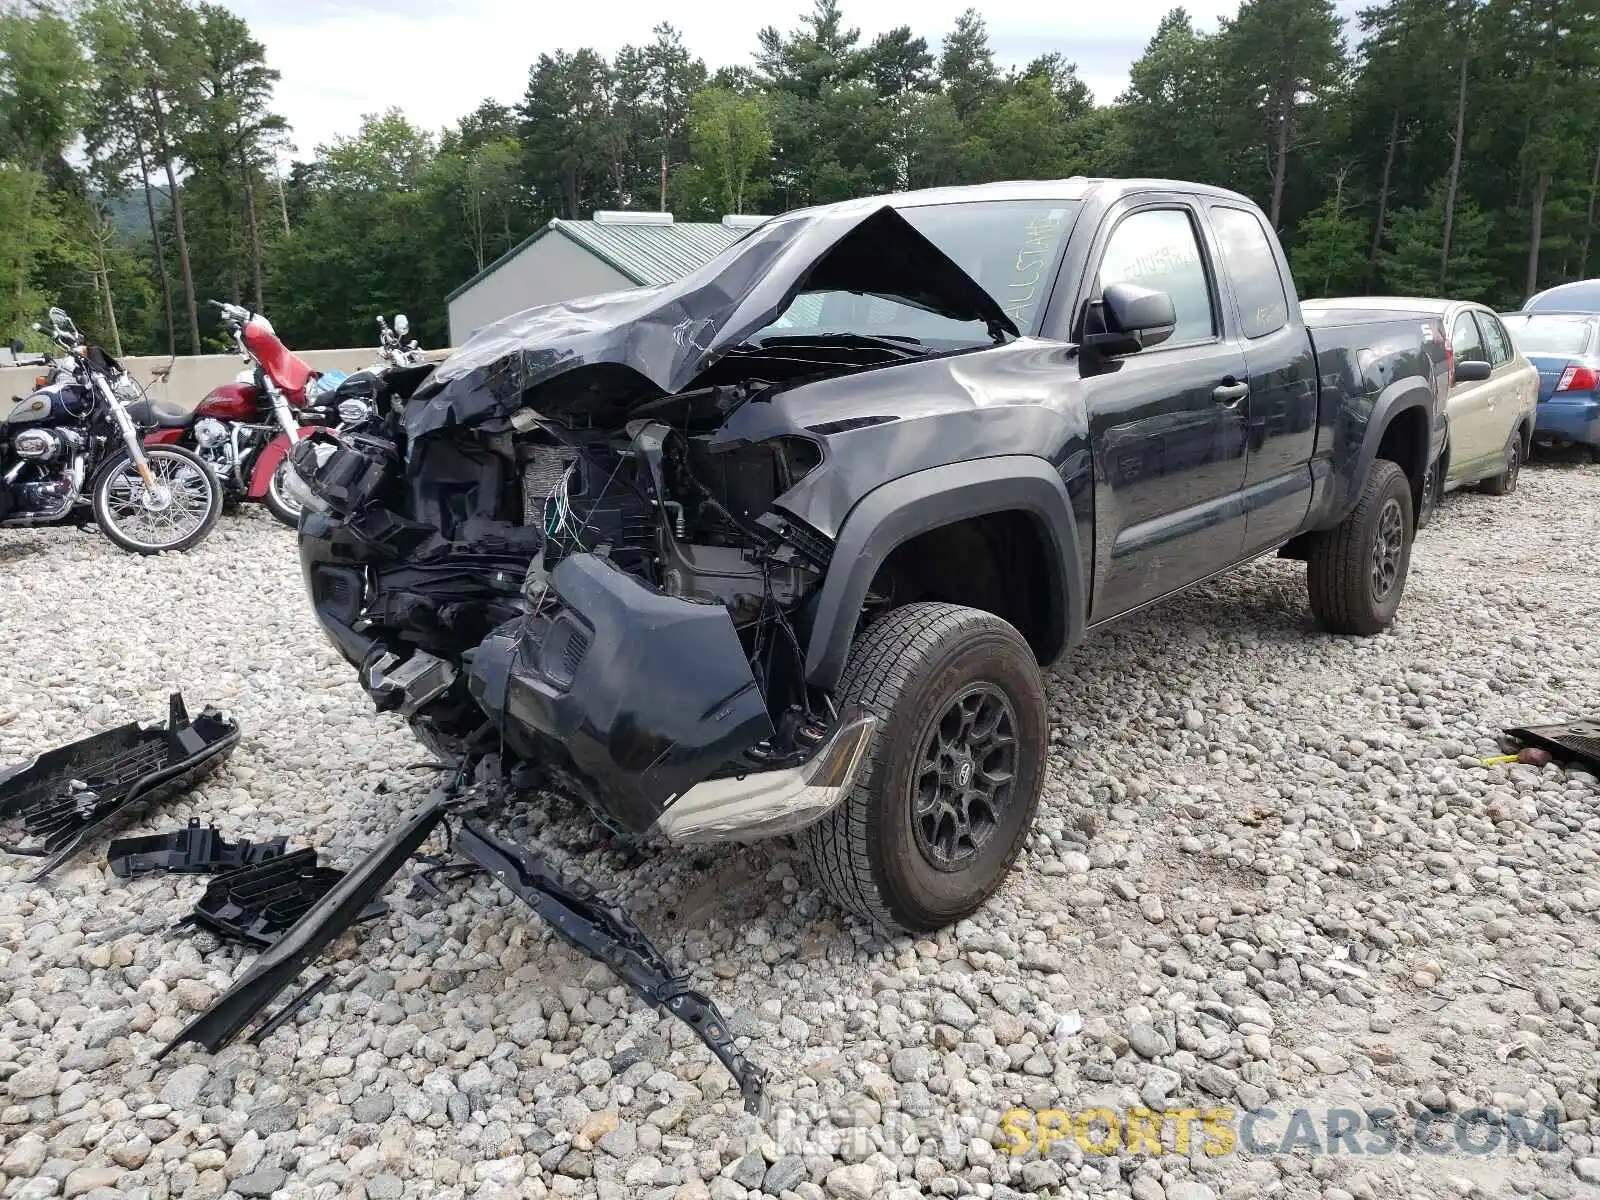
(404, 203), (1019, 439)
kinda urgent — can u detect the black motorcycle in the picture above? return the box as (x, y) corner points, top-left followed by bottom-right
(3, 308), (223, 554)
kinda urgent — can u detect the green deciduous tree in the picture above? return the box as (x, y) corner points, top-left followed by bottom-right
(685, 88), (771, 215)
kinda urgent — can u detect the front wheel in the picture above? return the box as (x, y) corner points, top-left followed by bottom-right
(799, 603), (1047, 933)
(1306, 458), (1413, 636)
(263, 459), (302, 527)
(92, 445), (222, 554)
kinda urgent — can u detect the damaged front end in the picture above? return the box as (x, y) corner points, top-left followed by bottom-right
(290, 202), (1015, 842)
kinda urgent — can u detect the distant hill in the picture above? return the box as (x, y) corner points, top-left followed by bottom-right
(105, 186), (167, 239)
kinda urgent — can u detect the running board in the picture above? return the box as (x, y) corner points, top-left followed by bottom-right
(160, 782), (767, 1115)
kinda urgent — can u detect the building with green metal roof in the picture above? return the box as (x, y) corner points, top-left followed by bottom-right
(445, 211), (767, 345)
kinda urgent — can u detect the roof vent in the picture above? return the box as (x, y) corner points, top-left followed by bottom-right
(722, 214), (770, 229)
(592, 210), (673, 225)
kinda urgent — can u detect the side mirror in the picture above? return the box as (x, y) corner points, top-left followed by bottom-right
(1454, 359), (1492, 383)
(1084, 283), (1177, 356)
(394, 314), (409, 337)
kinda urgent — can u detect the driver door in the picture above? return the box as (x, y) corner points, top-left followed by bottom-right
(1075, 200), (1251, 622)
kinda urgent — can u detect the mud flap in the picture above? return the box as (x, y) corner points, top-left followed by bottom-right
(0, 693), (240, 881)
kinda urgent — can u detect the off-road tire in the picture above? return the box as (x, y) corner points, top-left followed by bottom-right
(1480, 431), (1522, 496)
(1307, 458), (1413, 636)
(799, 602), (1047, 933)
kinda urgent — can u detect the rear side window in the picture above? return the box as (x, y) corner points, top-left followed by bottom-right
(1453, 312), (1486, 363)
(1209, 206), (1291, 338)
(1096, 208), (1216, 345)
(1478, 312), (1512, 366)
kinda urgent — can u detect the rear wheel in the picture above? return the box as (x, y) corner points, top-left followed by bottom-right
(799, 603), (1047, 933)
(1306, 459), (1413, 636)
(1417, 452), (1442, 530)
(92, 446), (222, 554)
(1480, 431), (1522, 496)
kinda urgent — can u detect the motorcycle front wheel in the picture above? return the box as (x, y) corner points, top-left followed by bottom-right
(92, 445), (223, 554)
(263, 459), (301, 527)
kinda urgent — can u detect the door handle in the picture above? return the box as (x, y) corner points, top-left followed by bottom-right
(1213, 380), (1250, 407)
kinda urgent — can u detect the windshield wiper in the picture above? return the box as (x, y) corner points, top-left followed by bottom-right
(742, 332), (927, 358)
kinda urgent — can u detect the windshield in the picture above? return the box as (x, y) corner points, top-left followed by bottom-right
(756, 199), (1080, 345)
(1503, 314), (1594, 355)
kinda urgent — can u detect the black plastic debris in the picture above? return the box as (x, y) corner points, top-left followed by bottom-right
(162, 775), (767, 1115)
(1504, 717), (1600, 773)
(456, 818), (768, 1115)
(163, 793), (453, 1057)
(108, 817), (288, 879)
(185, 848), (388, 950)
(0, 693), (240, 881)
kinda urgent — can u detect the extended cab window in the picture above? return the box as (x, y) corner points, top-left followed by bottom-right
(1210, 206), (1290, 337)
(1453, 311), (1487, 364)
(1478, 313), (1512, 366)
(1096, 209), (1215, 345)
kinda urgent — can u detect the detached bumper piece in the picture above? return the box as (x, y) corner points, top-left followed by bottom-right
(161, 793), (454, 1058)
(456, 819), (767, 1115)
(108, 817), (287, 879)
(183, 848), (389, 950)
(1505, 717), (1600, 773)
(0, 693), (240, 881)
(163, 781), (766, 1114)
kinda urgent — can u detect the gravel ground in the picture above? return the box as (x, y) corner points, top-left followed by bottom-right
(2, 457), (1599, 1200)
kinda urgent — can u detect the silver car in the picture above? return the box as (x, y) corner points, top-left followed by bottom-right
(1303, 297), (1538, 500)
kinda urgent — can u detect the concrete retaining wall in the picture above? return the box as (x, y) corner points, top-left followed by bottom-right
(1, 347), (453, 421)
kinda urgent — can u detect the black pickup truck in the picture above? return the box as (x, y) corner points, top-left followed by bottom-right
(288, 177), (1449, 935)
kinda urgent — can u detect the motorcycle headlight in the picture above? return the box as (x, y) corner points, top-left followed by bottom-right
(338, 398), (373, 425)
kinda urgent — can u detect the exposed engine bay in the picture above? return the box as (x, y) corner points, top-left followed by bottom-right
(291, 199), (1026, 841)
(294, 375), (848, 832)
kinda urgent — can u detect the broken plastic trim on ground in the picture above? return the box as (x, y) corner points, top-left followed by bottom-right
(0, 692), (239, 880)
(162, 759), (769, 1116)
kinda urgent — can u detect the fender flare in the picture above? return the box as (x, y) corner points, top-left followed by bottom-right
(1343, 383), (1435, 522)
(246, 431), (299, 498)
(800, 455), (1086, 692)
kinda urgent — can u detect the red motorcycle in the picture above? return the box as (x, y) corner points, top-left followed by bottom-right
(145, 300), (326, 526)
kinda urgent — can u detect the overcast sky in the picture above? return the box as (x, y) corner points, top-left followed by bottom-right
(225, 0), (1275, 161)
